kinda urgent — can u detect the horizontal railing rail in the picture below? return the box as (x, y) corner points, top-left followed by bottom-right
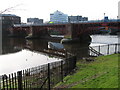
(0, 55), (77, 90)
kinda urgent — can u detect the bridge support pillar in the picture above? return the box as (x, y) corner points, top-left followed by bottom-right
(78, 34), (92, 43)
(61, 24), (91, 44)
(26, 26), (51, 39)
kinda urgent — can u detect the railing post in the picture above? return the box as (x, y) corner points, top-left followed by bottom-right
(5, 75), (8, 90)
(65, 58), (69, 75)
(9, 74), (11, 89)
(48, 63), (51, 90)
(0, 76), (1, 89)
(17, 71), (23, 90)
(61, 61), (63, 82)
(2, 75), (5, 90)
(73, 56), (77, 69)
(11, 73), (14, 88)
(65, 50), (68, 58)
(107, 44), (109, 55)
(99, 45), (100, 53)
(115, 44), (117, 53)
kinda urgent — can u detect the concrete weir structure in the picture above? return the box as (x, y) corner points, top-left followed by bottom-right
(9, 20), (120, 43)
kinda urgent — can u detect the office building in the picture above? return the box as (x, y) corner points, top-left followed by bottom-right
(68, 15), (88, 23)
(27, 18), (43, 24)
(0, 14), (21, 37)
(50, 10), (68, 23)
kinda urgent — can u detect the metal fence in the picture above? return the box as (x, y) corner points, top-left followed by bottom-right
(0, 56), (76, 90)
(0, 43), (119, 89)
(90, 43), (120, 56)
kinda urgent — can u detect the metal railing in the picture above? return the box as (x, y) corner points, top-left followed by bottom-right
(90, 43), (120, 56)
(0, 56), (76, 90)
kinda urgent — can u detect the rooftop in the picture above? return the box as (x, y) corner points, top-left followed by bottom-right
(0, 14), (20, 17)
(50, 10), (67, 15)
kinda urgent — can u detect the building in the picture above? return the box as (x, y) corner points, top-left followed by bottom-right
(0, 14), (21, 37)
(104, 16), (109, 22)
(27, 18), (43, 24)
(82, 17), (88, 21)
(50, 10), (68, 23)
(68, 15), (88, 23)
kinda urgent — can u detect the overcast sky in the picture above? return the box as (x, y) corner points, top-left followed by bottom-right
(0, 0), (119, 22)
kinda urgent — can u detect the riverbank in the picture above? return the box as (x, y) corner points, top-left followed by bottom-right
(55, 54), (119, 88)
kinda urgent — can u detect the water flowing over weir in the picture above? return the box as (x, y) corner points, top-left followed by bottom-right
(0, 35), (119, 75)
(0, 35), (120, 89)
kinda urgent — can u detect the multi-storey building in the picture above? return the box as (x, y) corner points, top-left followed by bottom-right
(0, 14), (21, 37)
(68, 15), (88, 23)
(50, 10), (68, 23)
(27, 18), (43, 24)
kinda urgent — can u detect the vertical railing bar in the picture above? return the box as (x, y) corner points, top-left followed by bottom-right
(25, 69), (27, 89)
(39, 66), (42, 88)
(58, 62), (60, 83)
(56, 62), (59, 84)
(9, 74), (11, 89)
(29, 68), (32, 89)
(36, 67), (38, 89)
(44, 65), (47, 88)
(0, 76), (1, 90)
(58, 62), (61, 84)
(11, 73), (14, 89)
(99, 45), (100, 54)
(48, 63), (51, 90)
(115, 44), (117, 53)
(27, 69), (29, 89)
(31, 68), (34, 89)
(14, 73), (17, 89)
(22, 70), (25, 89)
(2, 75), (5, 90)
(5, 75), (8, 90)
(107, 44), (109, 55)
(17, 71), (23, 90)
(52, 63), (54, 86)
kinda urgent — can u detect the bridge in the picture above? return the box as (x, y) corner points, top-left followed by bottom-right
(9, 19), (120, 43)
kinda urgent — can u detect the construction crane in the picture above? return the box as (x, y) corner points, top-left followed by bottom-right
(0, 4), (23, 14)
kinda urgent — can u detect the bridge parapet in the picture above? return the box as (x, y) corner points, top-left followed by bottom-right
(9, 21), (120, 40)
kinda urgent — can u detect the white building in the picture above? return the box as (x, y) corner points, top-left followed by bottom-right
(50, 10), (68, 23)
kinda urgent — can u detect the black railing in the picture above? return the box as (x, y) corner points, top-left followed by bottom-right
(0, 44), (119, 89)
(89, 43), (120, 56)
(0, 56), (76, 90)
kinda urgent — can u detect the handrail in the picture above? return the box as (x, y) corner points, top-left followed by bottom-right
(89, 46), (103, 56)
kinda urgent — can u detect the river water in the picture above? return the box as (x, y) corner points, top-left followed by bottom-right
(0, 35), (119, 75)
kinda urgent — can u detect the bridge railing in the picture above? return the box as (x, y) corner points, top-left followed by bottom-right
(14, 19), (120, 27)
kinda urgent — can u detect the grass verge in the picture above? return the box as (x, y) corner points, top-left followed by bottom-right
(55, 54), (119, 88)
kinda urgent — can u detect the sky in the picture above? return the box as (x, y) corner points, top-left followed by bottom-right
(0, 0), (119, 23)
(118, 1), (120, 19)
